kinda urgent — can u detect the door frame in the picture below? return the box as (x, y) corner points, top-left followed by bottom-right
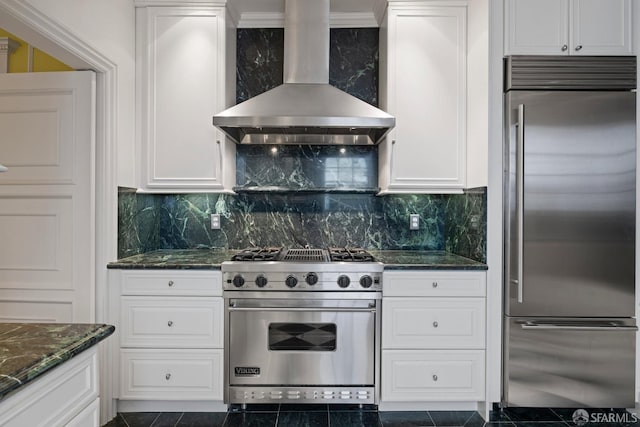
(0, 0), (119, 422)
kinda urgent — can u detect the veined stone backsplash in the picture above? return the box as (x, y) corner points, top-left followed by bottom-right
(117, 28), (487, 263)
(118, 189), (486, 262)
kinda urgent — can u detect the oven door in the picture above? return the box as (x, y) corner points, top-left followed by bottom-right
(227, 296), (376, 386)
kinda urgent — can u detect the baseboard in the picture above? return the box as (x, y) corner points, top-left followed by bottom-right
(117, 400), (228, 413)
(378, 401), (479, 412)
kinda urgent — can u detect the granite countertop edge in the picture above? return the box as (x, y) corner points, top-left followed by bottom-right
(108, 249), (487, 270)
(0, 323), (115, 401)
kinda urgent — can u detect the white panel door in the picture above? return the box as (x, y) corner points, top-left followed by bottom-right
(505, 0), (569, 55)
(571, 0), (633, 55)
(0, 71), (95, 322)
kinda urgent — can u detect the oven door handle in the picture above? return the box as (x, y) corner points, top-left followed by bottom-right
(228, 306), (376, 313)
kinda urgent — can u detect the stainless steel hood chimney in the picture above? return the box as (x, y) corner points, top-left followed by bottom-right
(213, 0), (395, 145)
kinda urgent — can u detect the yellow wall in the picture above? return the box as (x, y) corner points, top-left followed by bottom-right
(0, 29), (73, 72)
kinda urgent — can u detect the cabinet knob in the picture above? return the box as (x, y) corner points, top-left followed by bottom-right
(433, 321), (439, 328)
(168, 280), (174, 287)
(432, 282), (438, 288)
(561, 44), (568, 51)
(167, 320), (173, 327)
(575, 45), (583, 51)
(432, 375), (438, 381)
(165, 373), (171, 380)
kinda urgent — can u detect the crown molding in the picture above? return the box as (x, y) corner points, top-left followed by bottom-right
(134, 0), (227, 7)
(238, 11), (379, 28)
(373, 0), (387, 25)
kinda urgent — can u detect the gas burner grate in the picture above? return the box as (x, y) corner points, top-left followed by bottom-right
(231, 247), (283, 261)
(282, 248), (329, 262)
(328, 247), (376, 262)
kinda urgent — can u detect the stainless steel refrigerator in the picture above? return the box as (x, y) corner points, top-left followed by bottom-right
(503, 56), (638, 408)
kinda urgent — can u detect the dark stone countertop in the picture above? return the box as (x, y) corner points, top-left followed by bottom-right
(0, 323), (115, 401)
(107, 249), (236, 269)
(108, 249), (486, 270)
(369, 250), (487, 270)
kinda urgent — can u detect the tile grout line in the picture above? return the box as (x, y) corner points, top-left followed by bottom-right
(148, 413), (161, 427)
(119, 413), (131, 427)
(173, 412), (184, 427)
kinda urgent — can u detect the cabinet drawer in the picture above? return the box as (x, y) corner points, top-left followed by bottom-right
(120, 270), (222, 296)
(120, 349), (223, 400)
(382, 298), (485, 349)
(121, 297), (223, 348)
(381, 350), (485, 401)
(383, 271), (486, 297)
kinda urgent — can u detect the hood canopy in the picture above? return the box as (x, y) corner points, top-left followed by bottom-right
(213, 0), (395, 145)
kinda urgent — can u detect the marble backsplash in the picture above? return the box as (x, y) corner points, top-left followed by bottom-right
(118, 188), (486, 262)
(117, 28), (487, 263)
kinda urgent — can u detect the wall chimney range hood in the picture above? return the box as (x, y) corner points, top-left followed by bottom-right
(213, 0), (395, 145)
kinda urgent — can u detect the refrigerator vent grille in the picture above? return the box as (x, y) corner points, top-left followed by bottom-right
(505, 56), (636, 90)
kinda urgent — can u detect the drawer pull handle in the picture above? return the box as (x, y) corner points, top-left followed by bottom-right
(432, 375), (438, 381)
(561, 44), (568, 51)
(166, 373), (171, 380)
(433, 321), (439, 328)
(432, 282), (438, 288)
(167, 321), (173, 327)
(168, 280), (174, 287)
(575, 45), (583, 51)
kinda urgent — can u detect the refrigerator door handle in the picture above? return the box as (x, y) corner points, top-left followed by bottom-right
(514, 104), (525, 303)
(521, 322), (638, 332)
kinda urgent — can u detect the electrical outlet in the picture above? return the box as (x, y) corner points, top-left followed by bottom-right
(210, 214), (221, 230)
(409, 214), (420, 230)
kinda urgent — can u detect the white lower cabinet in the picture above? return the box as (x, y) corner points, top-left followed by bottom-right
(111, 270), (224, 407)
(382, 350), (485, 401)
(381, 270), (487, 405)
(120, 349), (223, 400)
(0, 348), (99, 427)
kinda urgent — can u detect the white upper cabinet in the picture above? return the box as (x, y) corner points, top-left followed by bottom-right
(379, 5), (467, 194)
(505, 0), (633, 55)
(136, 6), (236, 192)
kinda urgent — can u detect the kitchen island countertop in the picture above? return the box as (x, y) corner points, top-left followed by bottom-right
(0, 323), (115, 401)
(108, 249), (486, 270)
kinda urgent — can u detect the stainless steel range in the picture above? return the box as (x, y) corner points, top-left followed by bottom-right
(222, 247), (382, 405)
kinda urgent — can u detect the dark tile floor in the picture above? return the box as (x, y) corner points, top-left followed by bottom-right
(103, 405), (640, 427)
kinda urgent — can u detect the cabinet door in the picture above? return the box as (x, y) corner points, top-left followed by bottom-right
(138, 7), (233, 191)
(505, 0), (570, 55)
(571, 0), (633, 55)
(380, 6), (466, 193)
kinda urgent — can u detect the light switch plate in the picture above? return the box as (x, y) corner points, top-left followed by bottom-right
(210, 214), (221, 230)
(410, 214), (420, 230)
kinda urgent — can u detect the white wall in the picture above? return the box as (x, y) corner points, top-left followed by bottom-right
(17, 0), (136, 187)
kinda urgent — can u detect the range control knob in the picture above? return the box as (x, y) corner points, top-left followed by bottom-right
(306, 272), (319, 286)
(255, 274), (268, 288)
(359, 275), (374, 288)
(337, 275), (351, 288)
(232, 274), (245, 288)
(285, 275), (298, 288)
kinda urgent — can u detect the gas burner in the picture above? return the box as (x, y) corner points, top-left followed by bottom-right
(231, 247), (283, 261)
(223, 246), (382, 292)
(328, 247), (376, 262)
